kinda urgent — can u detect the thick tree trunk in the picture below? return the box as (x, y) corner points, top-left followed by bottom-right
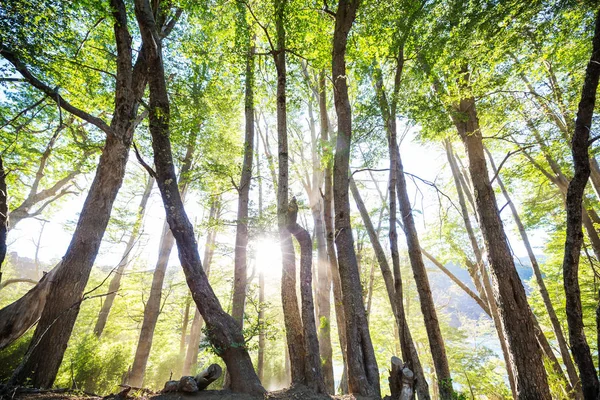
(129, 222), (175, 387)
(350, 178), (429, 400)
(452, 90), (550, 398)
(332, 1), (379, 396)
(272, 0), (306, 385)
(94, 175), (154, 338)
(562, 9), (600, 400)
(231, 23), (255, 328)
(485, 146), (580, 395)
(134, 0), (264, 394)
(288, 217), (326, 393)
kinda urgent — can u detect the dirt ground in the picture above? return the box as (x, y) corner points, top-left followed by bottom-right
(3, 386), (377, 400)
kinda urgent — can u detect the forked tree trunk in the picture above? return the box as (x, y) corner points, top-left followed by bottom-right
(8, 1), (151, 385)
(273, 0), (306, 385)
(451, 84), (550, 397)
(134, 0), (264, 394)
(231, 12), (255, 327)
(332, 1), (379, 396)
(94, 175), (154, 338)
(182, 197), (220, 376)
(561, 9), (600, 400)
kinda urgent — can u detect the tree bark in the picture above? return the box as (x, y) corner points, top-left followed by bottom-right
(485, 146), (580, 395)
(349, 177), (429, 400)
(288, 215), (326, 393)
(0, 155), (6, 284)
(94, 175), (154, 338)
(452, 86), (550, 397)
(134, 0), (264, 394)
(332, 1), (379, 396)
(561, 9), (600, 400)
(231, 16), (255, 328)
(272, 0), (306, 386)
(8, 0), (151, 386)
(182, 197), (220, 376)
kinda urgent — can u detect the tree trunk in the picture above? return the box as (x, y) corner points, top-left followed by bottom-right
(231, 15), (255, 328)
(332, 1), (379, 396)
(452, 87), (550, 397)
(349, 177), (429, 400)
(561, 9), (600, 400)
(485, 146), (581, 395)
(256, 128), (266, 383)
(182, 198), (219, 378)
(94, 175), (154, 338)
(288, 216), (326, 393)
(394, 134), (452, 399)
(134, 0), (264, 394)
(273, 0), (306, 385)
(180, 297), (192, 357)
(0, 155), (6, 284)
(129, 222), (175, 387)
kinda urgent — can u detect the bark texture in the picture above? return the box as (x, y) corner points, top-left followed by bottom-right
(231, 21), (255, 327)
(452, 89), (550, 398)
(561, 9), (600, 400)
(273, 0), (306, 385)
(332, 1), (380, 396)
(134, 0), (264, 394)
(7, 0), (151, 385)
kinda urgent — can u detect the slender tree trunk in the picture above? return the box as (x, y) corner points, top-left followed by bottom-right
(94, 175), (154, 338)
(394, 130), (452, 400)
(0, 156), (6, 284)
(9, 6), (150, 383)
(485, 146), (581, 394)
(452, 85), (550, 397)
(288, 214), (326, 393)
(562, 9), (600, 400)
(134, 1), (264, 394)
(319, 70), (349, 394)
(182, 198), (219, 376)
(231, 17), (255, 328)
(256, 127), (266, 383)
(332, 1), (379, 395)
(273, 0), (306, 385)
(350, 177), (430, 400)
(180, 297), (192, 357)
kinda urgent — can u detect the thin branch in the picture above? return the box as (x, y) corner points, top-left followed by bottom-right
(133, 142), (157, 178)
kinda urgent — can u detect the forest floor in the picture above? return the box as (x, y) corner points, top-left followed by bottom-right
(5, 386), (377, 400)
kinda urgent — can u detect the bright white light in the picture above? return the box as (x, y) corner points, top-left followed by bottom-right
(254, 237), (282, 278)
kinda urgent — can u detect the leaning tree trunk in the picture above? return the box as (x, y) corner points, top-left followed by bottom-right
(134, 0), (264, 394)
(319, 70), (349, 394)
(452, 84), (550, 397)
(0, 155), (6, 283)
(94, 175), (154, 338)
(273, 0), (306, 385)
(128, 222), (175, 387)
(332, 1), (379, 396)
(129, 127), (197, 387)
(485, 146), (581, 395)
(288, 212), (327, 394)
(182, 197), (220, 376)
(231, 11), (255, 328)
(8, 5), (150, 384)
(561, 9), (600, 400)
(350, 177), (430, 400)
